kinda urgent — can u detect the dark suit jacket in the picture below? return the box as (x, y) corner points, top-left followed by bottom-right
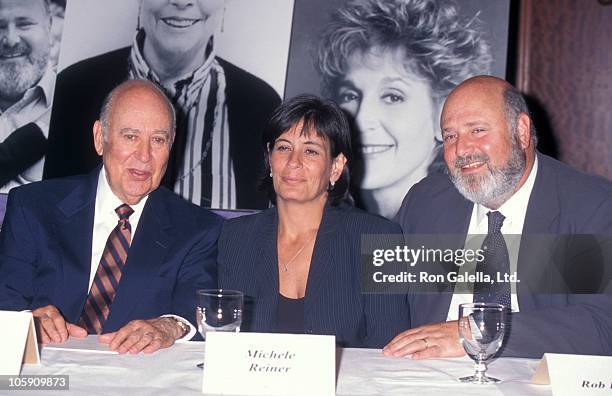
(395, 153), (612, 357)
(0, 168), (223, 333)
(0, 123), (47, 188)
(218, 204), (410, 348)
(44, 47), (280, 209)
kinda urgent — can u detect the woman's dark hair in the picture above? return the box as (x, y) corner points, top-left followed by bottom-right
(261, 94), (353, 206)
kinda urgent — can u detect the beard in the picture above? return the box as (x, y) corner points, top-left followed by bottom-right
(447, 133), (527, 209)
(0, 40), (49, 103)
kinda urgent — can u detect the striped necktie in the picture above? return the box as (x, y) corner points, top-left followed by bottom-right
(473, 211), (512, 309)
(79, 204), (134, 334)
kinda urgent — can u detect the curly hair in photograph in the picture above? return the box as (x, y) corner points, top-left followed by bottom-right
(317, 0), (493, 100)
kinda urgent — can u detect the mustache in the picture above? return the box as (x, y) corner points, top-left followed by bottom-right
(453, 153), (490, 169)
(0, 40), (31, 58)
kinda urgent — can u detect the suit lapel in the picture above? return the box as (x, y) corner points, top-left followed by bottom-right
(434, 191), (472, 283)
(103, 188), (172, 331)
(249, 209), (279, 330)
(55, 170), (99, 322)
(435, 190), (473, 235)
(304, 205), (341, 316)
(435, 196), (472, 322)
(411, 187), (472, 326)
(522, 154), (560, 234)
(518, 154), (561, 309)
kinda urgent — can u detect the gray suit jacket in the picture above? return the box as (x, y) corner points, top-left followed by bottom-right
(395, 153), (612, 357)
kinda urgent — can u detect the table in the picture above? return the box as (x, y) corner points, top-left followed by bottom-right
(12, 337), (550, 395)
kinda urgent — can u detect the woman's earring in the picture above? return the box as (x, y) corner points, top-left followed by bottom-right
(270, 171), (273, 177)
(329, 180), (335, 190)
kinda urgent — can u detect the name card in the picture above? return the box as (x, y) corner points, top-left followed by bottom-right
(532, 353), (612, 396)
(0, 311), (40, 375)
(202, 332), (335, 396)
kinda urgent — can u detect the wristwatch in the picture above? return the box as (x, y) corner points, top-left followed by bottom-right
(169, 317), (189, 339)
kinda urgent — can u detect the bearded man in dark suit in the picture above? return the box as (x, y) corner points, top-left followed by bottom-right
(384, 76), (612, 359)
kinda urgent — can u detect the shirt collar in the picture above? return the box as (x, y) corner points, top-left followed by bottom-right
(37, 66), (56, 106)
(475, 155), (539, 227)
(96, 167), (148, 218)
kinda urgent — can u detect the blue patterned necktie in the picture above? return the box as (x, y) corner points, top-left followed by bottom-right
(473, 211), (512, 309)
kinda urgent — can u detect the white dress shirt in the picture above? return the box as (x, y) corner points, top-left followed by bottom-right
(90, 168), (147, 290)
(89, 168), (195, 341)
(447, 156), (539, 320)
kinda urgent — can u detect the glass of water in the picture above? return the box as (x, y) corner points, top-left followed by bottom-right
(458, 303), (506, 384)
(196, 289), (243, 339)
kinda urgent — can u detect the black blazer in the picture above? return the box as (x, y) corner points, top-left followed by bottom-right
(218, 204), (410, 348)
(395, 153), (612, 357)
(44, 47), (280, 209)
(0, 123), (46, 188)
(0, 167), (223, 332)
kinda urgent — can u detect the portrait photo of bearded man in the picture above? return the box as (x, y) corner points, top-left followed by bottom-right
(0, 0), (65, 192)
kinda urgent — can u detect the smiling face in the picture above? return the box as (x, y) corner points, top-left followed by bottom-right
(335, 47), (439, 191)
(0, 0), (50, 106)
(269, 122), (346, 206)
(93, 83), (173, 205)
(140, 0), (224, 59)
(441, 80), (532, 208)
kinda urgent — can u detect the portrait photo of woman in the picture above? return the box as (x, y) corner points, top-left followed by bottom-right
(45, 0), (294, 210)
(316, 0), (494, 218)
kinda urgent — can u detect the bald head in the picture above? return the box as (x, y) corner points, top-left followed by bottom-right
(450, 75), (511, 93)
(443, 76), (537, 147)
(99, 79), (176, 142)
(440, 75), (536, 209)
(446, 75), (510, 107)
(92, 79), (176, 205)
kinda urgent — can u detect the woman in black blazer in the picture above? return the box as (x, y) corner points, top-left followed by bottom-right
(218, 95), (410, 348)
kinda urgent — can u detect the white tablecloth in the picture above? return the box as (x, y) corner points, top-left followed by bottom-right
(12, 337), (550, 395)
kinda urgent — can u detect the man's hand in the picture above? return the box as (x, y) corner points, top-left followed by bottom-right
(98, 318), (179, 354)
(383, 321), (465, 359)
(32, 305), (87, 344)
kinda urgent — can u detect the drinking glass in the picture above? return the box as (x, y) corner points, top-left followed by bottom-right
(458, 303), (506, 384)
(196, 289), (243, 339)
(195, 289), (243, 368)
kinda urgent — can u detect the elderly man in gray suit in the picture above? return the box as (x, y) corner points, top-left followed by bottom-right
(384, 76), (612, 359)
